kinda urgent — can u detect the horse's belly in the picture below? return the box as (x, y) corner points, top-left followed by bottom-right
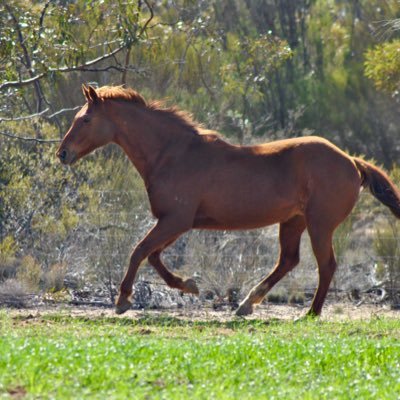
(193, 199), (300, 230)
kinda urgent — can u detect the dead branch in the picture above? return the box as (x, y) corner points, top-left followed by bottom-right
(0, 130), (60, 144)
(0, 108), (49, 122)
(47, 106), (82, 119)
(0, 43), (129, 91)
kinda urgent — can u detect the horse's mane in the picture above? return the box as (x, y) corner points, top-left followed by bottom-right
(95, 85), (203, 134)
(96, 86), (147, 106)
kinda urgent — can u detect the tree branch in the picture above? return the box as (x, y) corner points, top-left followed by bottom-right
(0, 105), (82, 125)
(0, 130), (60, 144)
(47, 105), (82, 119)
(0, 2), (155, 91)
(4, 4), (44, 111)
(0, 42), (129, 91)
(33, 0), (52, 52)
(139, 0), (154, 37)
(0, 108), (49, 122)
(0, 73), (47, 91)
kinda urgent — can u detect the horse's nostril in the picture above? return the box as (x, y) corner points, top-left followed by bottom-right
(59, 149), (67, 160)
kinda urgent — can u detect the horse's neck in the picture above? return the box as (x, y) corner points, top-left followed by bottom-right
(112, 104), (189, 185)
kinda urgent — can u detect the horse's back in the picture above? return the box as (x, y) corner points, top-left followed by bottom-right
(192, 136), (362, 230)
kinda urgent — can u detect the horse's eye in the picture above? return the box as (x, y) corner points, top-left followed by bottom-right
(83, 117), (90, 123)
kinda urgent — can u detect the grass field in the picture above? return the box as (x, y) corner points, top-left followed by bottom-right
(0, 310), (399, 399)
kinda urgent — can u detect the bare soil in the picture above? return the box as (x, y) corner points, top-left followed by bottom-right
(4, 301), (399, 323)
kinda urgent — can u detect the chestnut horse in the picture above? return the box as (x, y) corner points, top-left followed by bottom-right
(57, 85), (400, 317)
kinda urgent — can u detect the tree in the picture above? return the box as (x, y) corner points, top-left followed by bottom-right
(365, 39), (400, 95)
(0, 0), (153, 136)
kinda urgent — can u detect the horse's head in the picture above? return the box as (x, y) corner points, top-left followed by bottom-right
(56, 85), (116, 165)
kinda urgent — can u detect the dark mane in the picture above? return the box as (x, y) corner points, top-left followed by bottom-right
(96, 85), (202, 133)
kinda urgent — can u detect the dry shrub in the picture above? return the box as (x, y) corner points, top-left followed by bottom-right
(0, 278), (29, 307)
(181, 228), (279, 301)
(0, 278), (27, 296)
(288, 292), (305, 305)
(16, 255), (42, 292)
(266, 288), (288, 304)
(43, 263), (67, 292)
(0, 261), (17, 282)
(373, 220), (400, 306)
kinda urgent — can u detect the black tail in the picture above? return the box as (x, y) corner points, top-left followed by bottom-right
(353, 157), (400, 219)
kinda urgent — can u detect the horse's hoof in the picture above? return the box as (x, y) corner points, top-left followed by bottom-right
(182, 278), (199, 295)
(115, 298), (132, 315)
(235, 302), (253, 316)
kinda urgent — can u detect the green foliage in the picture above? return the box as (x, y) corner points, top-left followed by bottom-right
(0, 235), (17, 266)
(365, 40), (400, 94)
(0, 314), (399, 399)
(0, 118), (147, 292)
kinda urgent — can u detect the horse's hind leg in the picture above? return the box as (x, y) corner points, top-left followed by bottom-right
(148, 247), (199, 295)
(306, 224), (337, 317)
(236, 215), (306, 316)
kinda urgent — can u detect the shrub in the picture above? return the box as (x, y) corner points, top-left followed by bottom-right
(16, 256), (42, 293)
(0, 235), (17, 281)
(373, 220), (400, 306)
(43, 263), (67, 292)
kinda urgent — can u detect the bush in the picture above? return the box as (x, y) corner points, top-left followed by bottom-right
(373, 220), (400, 306)
(16, 256), (42, 293)
(0, 235), (17, 281)
(43, 263), (67, 292)
(0, 279), (30, 308)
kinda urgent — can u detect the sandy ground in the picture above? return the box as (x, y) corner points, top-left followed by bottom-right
(3, 301), (399, 323)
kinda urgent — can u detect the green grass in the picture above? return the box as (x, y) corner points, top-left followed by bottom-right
(0, 311), (399, 399)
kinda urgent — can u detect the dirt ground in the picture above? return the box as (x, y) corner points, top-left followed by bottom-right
(3, 301), (399, 323)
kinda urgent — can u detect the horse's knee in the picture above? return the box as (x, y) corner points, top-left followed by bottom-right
(280, 252), (300, 272)
(147, 251), (160, 266)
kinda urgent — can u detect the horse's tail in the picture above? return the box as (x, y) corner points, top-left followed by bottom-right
(353, 157), (400, 219)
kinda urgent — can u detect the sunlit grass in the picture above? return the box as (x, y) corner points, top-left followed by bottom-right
(0, 311), (399, 399)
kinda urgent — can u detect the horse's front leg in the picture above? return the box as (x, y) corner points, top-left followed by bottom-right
(115, 216), (191, 314)
(148, 249), (199, 295)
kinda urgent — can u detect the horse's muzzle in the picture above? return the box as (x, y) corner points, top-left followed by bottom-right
(56, 148), (76, 165)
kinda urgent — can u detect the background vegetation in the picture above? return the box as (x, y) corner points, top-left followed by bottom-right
(1, 0), (400, 306)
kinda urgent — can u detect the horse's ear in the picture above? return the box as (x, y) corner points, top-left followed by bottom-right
(82, 84), (98, 104)
(87, 85), (99, 104)
(82, 84), (89, 98)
